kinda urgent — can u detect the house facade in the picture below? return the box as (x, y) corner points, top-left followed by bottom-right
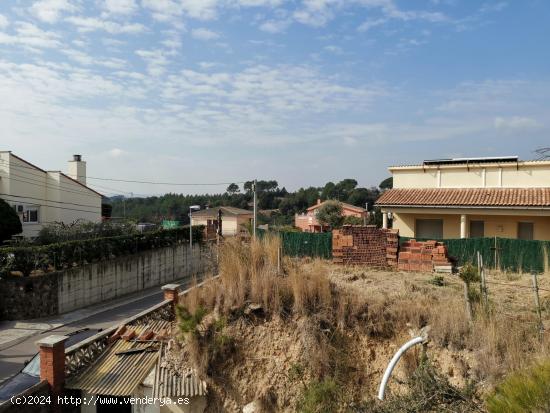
(376, 156), (550, 240)
(0, 152), (102, 238)
(295, 199), (367, 232)
(190, 206), (253, 237)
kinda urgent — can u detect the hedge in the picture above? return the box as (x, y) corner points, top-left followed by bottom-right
(0, 226), (204, 277)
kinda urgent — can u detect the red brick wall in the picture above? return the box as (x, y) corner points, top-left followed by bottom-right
(333, 225), (398, 267)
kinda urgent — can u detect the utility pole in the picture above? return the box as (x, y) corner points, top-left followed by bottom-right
(253, 179), (257, 239)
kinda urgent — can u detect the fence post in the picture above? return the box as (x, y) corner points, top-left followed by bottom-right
(531, 273), (544, 342)
(463, 281), (473, 326)
(277, 243), (281, 274)
(477, 252), (488, 311)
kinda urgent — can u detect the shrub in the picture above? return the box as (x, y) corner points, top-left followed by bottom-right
(368, 361), (479, 413)
(486, 359), (550, 413)
(36, 221), (138, 245)
(316, 201), (344, 229)
(297, 378), (340, 413)
(0, 227), (204, 276)
(0, 199), (22, 242)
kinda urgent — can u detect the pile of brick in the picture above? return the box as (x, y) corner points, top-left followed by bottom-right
(397, 240), (453, 273)
(333, 225), (399, 267)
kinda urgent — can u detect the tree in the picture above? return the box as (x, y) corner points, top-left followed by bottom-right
(316, 201), (344, 229)
(226, 183), (240, 195)
(0, 199), (22, 242)
(379, 177), (393, 190)
(343, 215), (363, 226)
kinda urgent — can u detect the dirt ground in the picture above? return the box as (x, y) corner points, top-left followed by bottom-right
(173, 259), (550, 412)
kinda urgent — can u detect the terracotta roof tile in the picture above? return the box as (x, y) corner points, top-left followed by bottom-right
(375, 188), (550, 208)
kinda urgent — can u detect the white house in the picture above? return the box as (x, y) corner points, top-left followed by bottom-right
(0, 152), (103, 238)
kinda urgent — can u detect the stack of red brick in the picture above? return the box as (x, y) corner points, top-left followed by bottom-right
(333, 225), (398, 267)
(398, 240), (452, 272)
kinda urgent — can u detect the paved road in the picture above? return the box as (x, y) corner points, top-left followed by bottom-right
(0, 291), (165, 383)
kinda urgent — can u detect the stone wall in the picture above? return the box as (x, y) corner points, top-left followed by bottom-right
(332, 225), (399, 267)
(0, 243), (213, 320)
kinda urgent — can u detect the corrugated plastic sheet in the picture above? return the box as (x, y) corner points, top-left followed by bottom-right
(153, 345), (206, 398)
(66, 320), (170, 396)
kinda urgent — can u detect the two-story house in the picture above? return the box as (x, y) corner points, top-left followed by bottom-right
(295, 199), (367, 232)
(376, 156), (550, 240)
(0, 152), (102, 238)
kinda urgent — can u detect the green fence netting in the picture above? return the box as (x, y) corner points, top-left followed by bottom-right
(401, 237), (550, 273)
(258, 230), (332, 259)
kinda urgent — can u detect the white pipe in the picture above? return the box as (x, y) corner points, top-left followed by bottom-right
(377, 336), (425, 401)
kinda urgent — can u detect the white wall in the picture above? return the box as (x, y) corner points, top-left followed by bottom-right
(392, 161), (550, 189)
(0, 152), (102, 238)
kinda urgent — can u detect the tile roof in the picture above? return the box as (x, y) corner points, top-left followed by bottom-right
(375, 188), (550, 208)
(192, 206), (253, 217)
(307, 201), (366, 213)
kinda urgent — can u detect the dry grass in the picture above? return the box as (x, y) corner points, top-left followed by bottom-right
(174, 237), (550, 412)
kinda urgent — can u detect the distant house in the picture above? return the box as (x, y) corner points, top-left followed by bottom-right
(0, 152), (102, 238)
(295, 199), (367, 232)
(191, 206), (253, 237)
(376, 156), (550, 240)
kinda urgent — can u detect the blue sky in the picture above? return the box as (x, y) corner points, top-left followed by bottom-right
(0, 0), (549, 196)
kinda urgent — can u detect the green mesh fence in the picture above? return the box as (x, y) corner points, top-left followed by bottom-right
(400, 237), (550, 273)
(258, 229), (332, 259)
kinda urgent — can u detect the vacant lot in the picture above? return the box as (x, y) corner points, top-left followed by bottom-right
(171, 238), (550, 412)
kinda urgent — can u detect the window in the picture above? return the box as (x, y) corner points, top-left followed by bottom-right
(470, 221), (485, 238)
(518, 222), (534, 240)
(12, 204), (39, 224)
(416, 219), (443, 239)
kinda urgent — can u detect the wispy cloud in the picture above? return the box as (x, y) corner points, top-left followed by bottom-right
(29, 0), (78, 23)
(191, 27), (220, 40)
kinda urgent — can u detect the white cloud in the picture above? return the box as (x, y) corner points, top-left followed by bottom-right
(191, 28), (220, 40)
(66, 16), (145, 34)
(180, 0), (220, 20)
(0, 22), (62, 50)
(0, 14), (9, 30)
(135, 49), (170, 76)
(30, 0), (78, 23)
(494, 116), (541, 132)
(324, 45), (342, 54)
(108, 148), (126, 157)
(102, 0), (138, 15)
(62, 49), (127, 69)
(259, 19), (290, 33)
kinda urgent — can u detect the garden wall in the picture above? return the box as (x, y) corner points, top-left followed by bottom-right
(0, 243), (213, 320)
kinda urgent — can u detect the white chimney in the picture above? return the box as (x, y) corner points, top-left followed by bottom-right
(68, 154), (86, 185)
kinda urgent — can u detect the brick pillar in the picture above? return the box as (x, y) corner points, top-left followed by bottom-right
(162, 284), (180, 315)
(36, 335), (68, 405)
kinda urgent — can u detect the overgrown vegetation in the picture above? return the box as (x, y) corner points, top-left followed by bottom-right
(0, 226), (203, 276)
(173, 238), (550, 412)
(486, 358), (550, 413)
(367, 361), (480, 413)
(36, 221), (137, 245)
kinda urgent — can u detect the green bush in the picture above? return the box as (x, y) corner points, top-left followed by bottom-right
(487, 359), (550, 413)
(36, 221), (137, 245)
(0, 226), (204, 277)
(297, 378), (340, 413)
(0, 199), (22, 242)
